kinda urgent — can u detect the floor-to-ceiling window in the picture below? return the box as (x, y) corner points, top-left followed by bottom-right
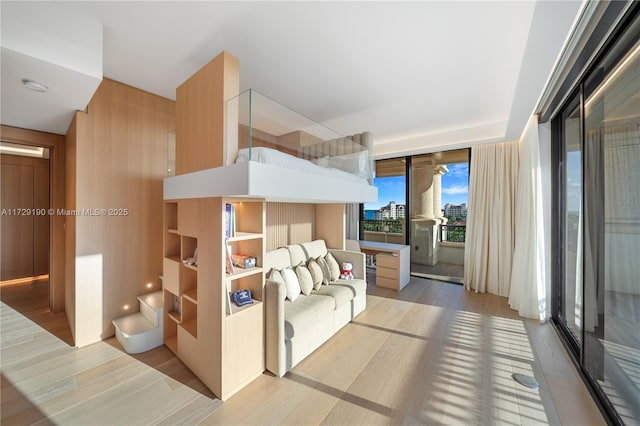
(362, 149), (469, 284)
(362, 158), (407, 246)
(553, 7), (639, 424)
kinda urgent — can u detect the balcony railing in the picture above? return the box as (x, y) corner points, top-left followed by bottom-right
(363, 219), (404, 234)
(440, 224), (466, 243)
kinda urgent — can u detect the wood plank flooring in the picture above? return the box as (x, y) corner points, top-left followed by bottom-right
(1, 277), (604, 425)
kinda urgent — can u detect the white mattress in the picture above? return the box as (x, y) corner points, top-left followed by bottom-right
(236, 147), (368, 185)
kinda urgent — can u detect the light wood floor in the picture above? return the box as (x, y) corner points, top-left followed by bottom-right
(1, 277), (605, 425)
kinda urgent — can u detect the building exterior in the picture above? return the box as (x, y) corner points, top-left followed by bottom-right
(374, 201), (406, 220)
(444, 203), (467, 219)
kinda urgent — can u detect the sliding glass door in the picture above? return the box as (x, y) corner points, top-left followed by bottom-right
(410, 149), (469, 282)
(553, 12), (640, 423)
(558, 94), (583, 347)
(581, 35), (640, 423)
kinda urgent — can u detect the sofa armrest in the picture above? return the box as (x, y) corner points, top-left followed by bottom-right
(328, 249), (366, 281)
(265, 279), (286, 377)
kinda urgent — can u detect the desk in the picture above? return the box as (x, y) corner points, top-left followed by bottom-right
(358, 241), (410, 291)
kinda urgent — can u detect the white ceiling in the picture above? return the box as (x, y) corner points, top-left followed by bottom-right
(0, 1), (584, 157)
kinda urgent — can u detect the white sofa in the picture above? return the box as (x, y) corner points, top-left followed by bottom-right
(265, 240), (367, 377)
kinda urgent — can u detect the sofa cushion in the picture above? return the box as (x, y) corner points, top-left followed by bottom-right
(312, 284), (354, 309)
(333, 278), (367, 298)
(296, 264), (313, 296)
(316, 256), (331, 285)
(301, 240), (328, 259)
(265, 248), (292, 273)
(307, 258), (323, 290)
(284, 295), (334, 339)
(282, 267), (301, 302)
(325, 252), (341, 282)
(287, 244), (307, 267)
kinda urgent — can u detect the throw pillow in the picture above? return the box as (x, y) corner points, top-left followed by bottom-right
(281, 267), (301, 302)
(316, 256), (331, 285)
(307, 259), (323, 290)
(296, 264), (313, 296)
(325, 252), (341, 282)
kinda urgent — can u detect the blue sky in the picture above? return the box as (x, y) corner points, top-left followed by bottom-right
(366, 162), (469, 211)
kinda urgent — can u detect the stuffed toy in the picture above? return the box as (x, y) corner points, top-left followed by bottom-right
(340, 262), (354, 280)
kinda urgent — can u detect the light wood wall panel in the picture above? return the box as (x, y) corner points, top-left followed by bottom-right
(33, 161), (50, 275)
(0, 157), (35, 280)
(0, 125), (65, 311)
(316, 204), (346, 250)
(65, 115), (78, 342)
(176, 51), (239, 174)
(68, 79), (175, 346)
(266, 203), (315, 251)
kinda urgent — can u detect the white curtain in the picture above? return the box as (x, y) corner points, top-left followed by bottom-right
(345, 203), (359, 240)
(508, 116), (550, 320)
(464, 140), (519, 296)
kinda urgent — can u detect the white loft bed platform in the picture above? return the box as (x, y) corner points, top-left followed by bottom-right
(163, 161), (378, 204)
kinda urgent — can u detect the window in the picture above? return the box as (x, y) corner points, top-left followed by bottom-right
(552, 8), (639, 423)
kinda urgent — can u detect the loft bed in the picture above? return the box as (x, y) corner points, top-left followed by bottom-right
(164, 90), (378, 204)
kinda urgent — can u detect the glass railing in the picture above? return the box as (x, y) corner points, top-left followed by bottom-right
(225, 89), (374, 182)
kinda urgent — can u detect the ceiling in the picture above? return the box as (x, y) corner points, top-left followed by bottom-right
(1, 1), (584, 158)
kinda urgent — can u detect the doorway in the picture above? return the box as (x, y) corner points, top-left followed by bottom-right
(1, 145), (50, 283)
(409, 149), (469, 284)
(0, 130), (72, 345)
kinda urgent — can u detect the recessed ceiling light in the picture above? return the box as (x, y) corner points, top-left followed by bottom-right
(22, 79), (48, 93)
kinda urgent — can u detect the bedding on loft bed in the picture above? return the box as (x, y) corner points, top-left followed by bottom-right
(235, 147), (371, 185)
(235, 131), (375, 185)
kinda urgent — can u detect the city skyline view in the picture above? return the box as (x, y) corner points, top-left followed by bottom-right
(365, 162), (469, 212)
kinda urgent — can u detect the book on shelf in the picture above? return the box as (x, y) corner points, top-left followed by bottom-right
(225, 281), (233, 315)
(225, 203), (236, 238)
(225, 239), (235, 275)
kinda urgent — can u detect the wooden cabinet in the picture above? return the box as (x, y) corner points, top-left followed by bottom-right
(359, 241), (411, 291)
(162, 197), (265, 400)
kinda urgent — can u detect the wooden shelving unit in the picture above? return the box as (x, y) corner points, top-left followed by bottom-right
(162, 196), (265, 400)
(221, 198), (265, 396)
(162, 200), (201, 351)
(162, 51), (265, 400)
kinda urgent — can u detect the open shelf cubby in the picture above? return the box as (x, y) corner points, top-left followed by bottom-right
(165, 202), (178, 232)
(181, 236), (198, 268)
(181, 297), (198, 338)
(163, 289), (179, 354)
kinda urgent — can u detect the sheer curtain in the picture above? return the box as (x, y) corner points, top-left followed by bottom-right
(508, 116), (550, 320)
(464, 140), (519, 296)
(345, 203), (359, 240)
